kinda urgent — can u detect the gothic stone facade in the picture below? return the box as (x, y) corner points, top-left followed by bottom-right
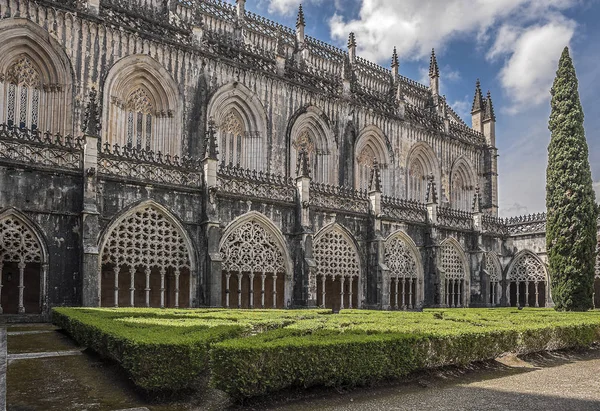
(0, 0), (598, 316)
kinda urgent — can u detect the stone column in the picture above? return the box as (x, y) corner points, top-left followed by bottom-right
(145, 268), (151, 308)
(17, 261), (25, 314)
(0, 264), (3, 314)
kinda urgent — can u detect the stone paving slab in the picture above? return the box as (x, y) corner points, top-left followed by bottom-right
(8, 350), (83, 363)
(7, 330), (53, 336)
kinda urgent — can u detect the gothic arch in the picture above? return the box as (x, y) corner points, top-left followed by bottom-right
(439, 237), (470, 307)
(219, 212), (292, 308)
(406, 142), (440, 203)
(0, 208), (49, 314)
(103, 54), (182, 155)
(0, 18), (74, 134)
(450, 156), (476, 211)
(288, 106), (336, 184)
(506, 250), (548, 307)
(355, 125), (393, 193)
(98, 200), (196, 308)
(385, 230), (424, 309)
(483, 252), (502, 306)
(208, 83), (268, 171)
(313, 223), (362, 309)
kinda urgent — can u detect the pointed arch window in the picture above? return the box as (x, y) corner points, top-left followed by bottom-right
(408, 159), (426, 202)
(2, 57), (42, 130)
(125, 87), (154, 150)
(357, 145), (377, 192)
(218, 109), (264, 171)
(292, 130), (332, 183)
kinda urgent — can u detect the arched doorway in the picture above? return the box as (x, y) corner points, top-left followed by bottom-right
(219, 213), (290, 309)
(506, 251), (548, 307)
(314, 224), (361, 310)
(440, 238), (469, 307)
(99, 203), (194, 308)
(385, 231), (424, 309)
(0, 211), (46, 314)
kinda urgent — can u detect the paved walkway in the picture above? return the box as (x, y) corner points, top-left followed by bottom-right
(267, 349), (600, 411)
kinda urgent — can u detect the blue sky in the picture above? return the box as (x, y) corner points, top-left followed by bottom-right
(245, 0), (600, 217)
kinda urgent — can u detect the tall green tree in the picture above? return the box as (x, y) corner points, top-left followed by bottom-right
(546, 47), (597, 311)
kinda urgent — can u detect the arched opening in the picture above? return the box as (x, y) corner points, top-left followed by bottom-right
(0, 211), (46, 315)
(289, 108), (335, 184)
(506, 251), (548, 308)
(99, 204), (193, 308)
(103, 55), (181, 156)
(0, 19), (74, 134)
(208, 83), (267, 172)
(450, 158), (476, 211)
(440, 238), (469, 307)
(219, 213), (290, 309)
(314, 224), (361, 310)
(385, 231), (423, 309)
(355, 126), (391, 194)
(406, 142), (438, 203)
(484, 252), (501, 306)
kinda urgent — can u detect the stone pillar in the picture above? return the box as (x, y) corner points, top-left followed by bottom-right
(87, 0), (100, 15)
(425, 175), (441, 306)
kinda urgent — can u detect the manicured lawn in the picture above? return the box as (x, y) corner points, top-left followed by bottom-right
(53, 307), (600, 400)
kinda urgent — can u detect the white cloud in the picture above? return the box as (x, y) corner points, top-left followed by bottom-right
(325, 0), (579, 111)
(497, 19), (576, 113)
(267, 0), (320, 15)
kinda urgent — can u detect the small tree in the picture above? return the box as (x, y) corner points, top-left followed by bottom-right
(546, 47), (597, 311)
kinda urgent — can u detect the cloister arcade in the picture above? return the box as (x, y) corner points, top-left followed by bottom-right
(385, 231), (424, 309)
(506, 251), (548, 308)
(313, 224), (362, 310)
(98, 203), (194, 308)
(440, 238), (469, 307)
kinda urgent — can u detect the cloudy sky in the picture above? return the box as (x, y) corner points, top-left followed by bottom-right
(246, 0), (599, 217)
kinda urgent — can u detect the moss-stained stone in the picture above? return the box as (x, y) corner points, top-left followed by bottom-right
(8, 331), (78, 354)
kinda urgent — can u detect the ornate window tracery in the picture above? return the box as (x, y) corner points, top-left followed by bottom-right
(485, 252), (501, 306)
(408, 159), (426, 202)
(357, 145), (377, 192)
(219, 218), (287, 309)
(385, 234), (421, 309)
(440, 240), (467, 307)
(450, 161), (475, 211)
(0, 215), (43, 314)
(125, 87), (154, 150)
(2, 57), (42, 130)
(314, 226), (361, 310)
(506, 252), (547, 308)
(100, 205), (191, 308)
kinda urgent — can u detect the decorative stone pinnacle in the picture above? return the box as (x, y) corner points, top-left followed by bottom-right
(369, 160), (382, 193)
(484, 90), (496, 121)
(82, 87), (101, 137)
(348, 32), (356, 49)
(204, 117), (219, 160)
(296, 147), (311, 178)
(426, 173), (438, 204)
(471, 78), (484, 113)
(391, 47), (399, 68)
(429, 48), (439, 78)
(472, 186), (482, 213)
(296, 4), (305, 28)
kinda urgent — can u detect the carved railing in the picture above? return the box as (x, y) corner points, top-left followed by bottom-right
(309, 182), (369, 214)
(98, 143), (202, 187)
(0, 124), (83, 171)
(482, 214), (508, 236)
(437, 206), (473, 230)
(381, 195), (428, 224)
(505, 212), (547, 235)
(217, 163), (296, 203)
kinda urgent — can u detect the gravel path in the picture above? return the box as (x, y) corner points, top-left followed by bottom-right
(265, 348), (600, 411)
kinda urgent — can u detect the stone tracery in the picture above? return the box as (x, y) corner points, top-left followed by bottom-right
(506, 251), (547, 307)
(385, 233), (421, 309)
(219, 217), (287, 309)
(100, 205), (191, 308)
(314, 226), (361, 309)
(440, 239), (468, 307)
(0, 215), (43, 314)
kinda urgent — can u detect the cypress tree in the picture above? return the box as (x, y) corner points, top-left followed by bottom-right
(546, 47), (597, 311)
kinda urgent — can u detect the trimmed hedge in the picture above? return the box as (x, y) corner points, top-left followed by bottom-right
(53, 308), (600, 399)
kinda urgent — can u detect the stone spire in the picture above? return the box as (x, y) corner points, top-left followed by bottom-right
(82, 87), (101, 137)
(472, 186), (482, 213)
(369, 160), (382, 193)
(484, 90), (496, 122)
(204, 117), (219, 160)
(235, 0), (246, 19)
(425, 173), (438, 204)
(296, 147), (311, 178)
(296, 4), (305, 47)
(471, 79), (484, 113)
(429, 48), (439, 96)
(391, 47), (399, 78)
(348, 32), (357, 63)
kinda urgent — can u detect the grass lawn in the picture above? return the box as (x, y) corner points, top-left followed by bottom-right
(53, 307), (600, 400)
